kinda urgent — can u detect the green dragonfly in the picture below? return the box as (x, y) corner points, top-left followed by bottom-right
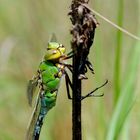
(26, 36), (108, 140)
(26, 40), (73, 140)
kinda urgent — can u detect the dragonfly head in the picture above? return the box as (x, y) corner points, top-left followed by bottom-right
(44, 42), (66, 60)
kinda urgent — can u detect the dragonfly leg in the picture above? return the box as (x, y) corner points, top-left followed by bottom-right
(66, 51), (94, 74)
(61, 51), (74, 60)
(81, 80), (108, 100)
(59, 62), (73, 73)
(66, 50), (74, 59)
(67, 50), (74, 57)
(65, 71), (73, 100)
(85, 59), (94, 74)
(65, 64), (73, 73)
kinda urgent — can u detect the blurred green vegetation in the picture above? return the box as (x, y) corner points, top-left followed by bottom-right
(0, 0), (140, 140)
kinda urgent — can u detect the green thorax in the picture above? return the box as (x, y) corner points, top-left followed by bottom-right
(39, 61), (61, 91)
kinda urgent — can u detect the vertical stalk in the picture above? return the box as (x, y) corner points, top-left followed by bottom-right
(114, 0), (123, 104)
(72, 49), (82, 140)
(69, 1), (83, 139)
(69, 0), (98, 140)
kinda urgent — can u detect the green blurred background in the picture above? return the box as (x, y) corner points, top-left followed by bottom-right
(0, 0), (140, 140)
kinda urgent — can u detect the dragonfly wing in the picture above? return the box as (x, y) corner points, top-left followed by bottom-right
(26, 92), (41, 140)
(27, 79), (38, 106)
(49, 33), (57, 42)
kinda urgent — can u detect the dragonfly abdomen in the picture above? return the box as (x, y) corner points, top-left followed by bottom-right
(33, 96), (48, 140)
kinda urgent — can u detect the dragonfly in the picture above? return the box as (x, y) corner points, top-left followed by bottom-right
(26, 38), (73, 140)
(26, 36), (108, 140)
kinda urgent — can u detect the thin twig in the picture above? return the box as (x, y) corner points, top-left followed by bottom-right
(81, 80), (108, 100)
(82, 4), (140, 41)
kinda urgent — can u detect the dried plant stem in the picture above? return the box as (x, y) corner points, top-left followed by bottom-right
(72, 54), (82, 140)
(69, 0), (98, 140)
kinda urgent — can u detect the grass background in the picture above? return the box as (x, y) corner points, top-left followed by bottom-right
(0, 0), (140, 140)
